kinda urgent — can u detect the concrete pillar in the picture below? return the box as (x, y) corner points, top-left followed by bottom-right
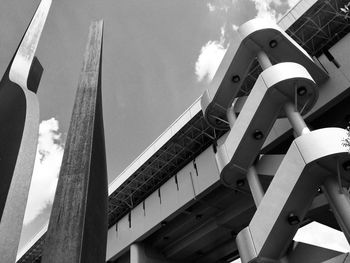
(256, 50), (272, 70)
(0, 0), (50, 261)
(246, 166), (264, 206)
(284, 101), (310, 137)
(323, 177), (350, 244)
(41, 20), (108, 263)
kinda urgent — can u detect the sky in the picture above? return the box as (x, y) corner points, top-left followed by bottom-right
(0, 0), (349, 258)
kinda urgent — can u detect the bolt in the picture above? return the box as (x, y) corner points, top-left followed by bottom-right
(253, 129), (264, 140)
(269, 39), (278, 48)
(287, 213), (300, 225)
(232, 75), (240, 83)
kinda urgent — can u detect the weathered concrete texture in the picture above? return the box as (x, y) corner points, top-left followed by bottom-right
(0, 0), (50, 262)
(41, 20), (108, 263)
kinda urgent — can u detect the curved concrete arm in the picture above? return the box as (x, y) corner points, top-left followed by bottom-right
(9, 0), (51, 90)
(218, 62), (317, 188)
(236, 128), (350, 263)
(0, 1), (51, 262)
(201, 18), (328, 130)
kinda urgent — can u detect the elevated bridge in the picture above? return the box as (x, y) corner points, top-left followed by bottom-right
(17, 0), (350, 262)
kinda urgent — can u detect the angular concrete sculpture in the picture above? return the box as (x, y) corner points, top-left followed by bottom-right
(0, 0), (51, 261)
(41, 20), (108, 263)
(219, 62), (317, 188)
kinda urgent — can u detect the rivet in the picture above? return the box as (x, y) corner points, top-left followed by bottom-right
(236, 179), (245, 187)
(297, 86), (307, 96)
(287, 213), (300, 225)
(232, 75), (240, 83)
(269, 39), (278, 48)
(253, 130), (264, 140)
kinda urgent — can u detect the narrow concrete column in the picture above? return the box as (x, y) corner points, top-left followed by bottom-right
(257, 50), (272, 70)
(41, 20), (108, 263)
(0, 1), (50, 261)
(246, 166), (264, 206)
(283, 101), (310, 137)
(226, 105), (236, 129)
(323, 177), (350, 244)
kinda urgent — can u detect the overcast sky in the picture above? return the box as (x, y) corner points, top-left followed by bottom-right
(1, 0), (349, 257)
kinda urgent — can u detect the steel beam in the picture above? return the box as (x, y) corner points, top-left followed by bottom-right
(41, 20), (108, 263)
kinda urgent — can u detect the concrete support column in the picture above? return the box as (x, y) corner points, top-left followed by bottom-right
(284, 101), (310, 137)
(131, 243), (173, 263)
(42, 20), (108, 263)
(246, 166), (264, 206)
(226, 105), (236, 129)
(323, 177), (350, 244)
(257, 50), (273, 70)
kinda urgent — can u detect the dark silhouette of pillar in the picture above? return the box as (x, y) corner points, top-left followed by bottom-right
(0, 0), (50, 261)
(41, 20), (108, 263)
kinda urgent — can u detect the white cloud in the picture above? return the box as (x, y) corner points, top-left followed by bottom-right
(206, 0), (237, 13)
(195, 26), (228, 82)
(23, 118), (64, 225)
(232, 24), (239, 31)
(207, 3), (216, 12)
(250, 0), (280, 22)
(250, 0), (302, 22)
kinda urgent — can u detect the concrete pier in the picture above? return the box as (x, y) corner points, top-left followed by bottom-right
(41, 20), (108, 263)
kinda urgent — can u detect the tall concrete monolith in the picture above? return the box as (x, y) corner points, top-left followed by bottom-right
(0, 0), (51, 261)
(41, 20), (108, 263)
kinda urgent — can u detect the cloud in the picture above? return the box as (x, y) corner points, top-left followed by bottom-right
(250, 0), (301, 22)
(23, 118), (64, 225)
(206, 0), (236, 13)
(232, 24), (239, 31)
(195, 26), (228, 82)
(250, 0), (281, 22)
(207, 3), (216, 12)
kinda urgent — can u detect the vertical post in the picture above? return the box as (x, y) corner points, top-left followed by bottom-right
(283, 101), (310, 137)
(322, 177), (350, 243)
(246, 166), (264, 206)
(0, 0), (50, 262)
(257, 50), (272, 70)
(226, 105), (236, 129)
(41, 20), (108, 263)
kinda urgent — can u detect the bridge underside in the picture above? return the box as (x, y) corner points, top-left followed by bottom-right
(108, 89), (350, 263)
